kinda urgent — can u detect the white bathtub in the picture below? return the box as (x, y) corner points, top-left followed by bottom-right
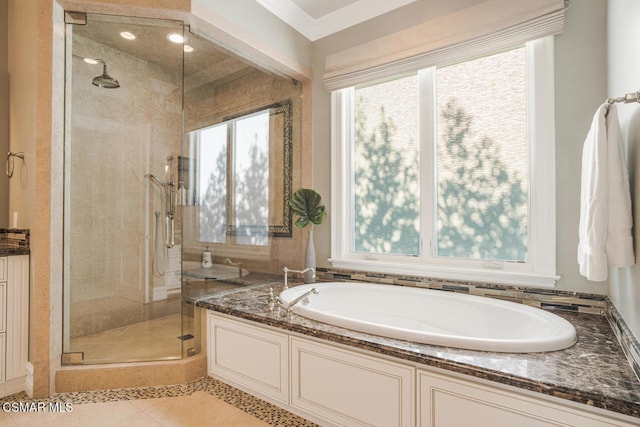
(277, 282), (577, 353)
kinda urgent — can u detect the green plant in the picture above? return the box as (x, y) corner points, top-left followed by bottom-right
(289, 188), (326, 228)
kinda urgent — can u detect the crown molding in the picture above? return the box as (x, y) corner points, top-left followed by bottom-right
(256, 0), (417, 41)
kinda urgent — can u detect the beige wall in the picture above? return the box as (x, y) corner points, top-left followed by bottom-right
(607, 0), (640, 340)
(8, 0), (53, 398)
(0, 0), (7, 227)
(8, 0), (38, 231)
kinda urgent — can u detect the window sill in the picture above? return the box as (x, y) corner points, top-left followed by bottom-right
(328, 258), (559, 289)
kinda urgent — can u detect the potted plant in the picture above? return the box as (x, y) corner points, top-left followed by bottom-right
(289, 188), (327, 283)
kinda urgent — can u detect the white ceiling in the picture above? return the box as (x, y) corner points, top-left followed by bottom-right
(255, 0), (418, 41)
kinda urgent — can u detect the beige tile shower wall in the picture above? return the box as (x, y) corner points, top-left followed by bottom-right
(68, 33), (182, 337)
(183, 68), (308, 274)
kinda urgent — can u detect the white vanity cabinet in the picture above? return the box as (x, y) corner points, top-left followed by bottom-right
(0, 255), (30, 398)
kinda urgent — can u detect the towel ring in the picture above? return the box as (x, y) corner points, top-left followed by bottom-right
(6, 152), (25, 178)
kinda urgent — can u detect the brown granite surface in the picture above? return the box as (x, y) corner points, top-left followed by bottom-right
(0, 228), (30, 256)
(0, 247), (29, 256)
(195, 281), (640, 420)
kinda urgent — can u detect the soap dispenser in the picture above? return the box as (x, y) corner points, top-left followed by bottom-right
(202, 246), (213, 268)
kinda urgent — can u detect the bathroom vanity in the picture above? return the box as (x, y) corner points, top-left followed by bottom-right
(0, 229), (30, 398)
(198, 282), (640, 427)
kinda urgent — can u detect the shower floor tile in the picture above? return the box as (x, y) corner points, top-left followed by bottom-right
(69, 313), (184, 363)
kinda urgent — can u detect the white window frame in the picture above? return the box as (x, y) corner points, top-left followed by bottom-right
(330, 37), (558, 288)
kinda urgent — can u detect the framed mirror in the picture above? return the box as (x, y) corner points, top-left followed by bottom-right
(189, 99), (293, 243)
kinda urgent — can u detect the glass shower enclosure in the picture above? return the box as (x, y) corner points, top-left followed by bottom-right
(62, 9), (303, 365)
(62, 13), (191, 363)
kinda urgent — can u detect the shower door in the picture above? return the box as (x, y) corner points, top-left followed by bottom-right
(63, 12), (191, 364)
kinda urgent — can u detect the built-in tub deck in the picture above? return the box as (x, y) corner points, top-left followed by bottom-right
(195, 280), (640, 420)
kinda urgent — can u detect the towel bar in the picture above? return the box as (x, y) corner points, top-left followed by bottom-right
(606, 90), (640, 105)
(5, 152), (24, 178)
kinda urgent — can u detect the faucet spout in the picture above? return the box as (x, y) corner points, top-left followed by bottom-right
(283, 266), (315, 290)
(277, 287), (318, 317)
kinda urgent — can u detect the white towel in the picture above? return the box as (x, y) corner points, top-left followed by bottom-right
(578, 103), (635, 281)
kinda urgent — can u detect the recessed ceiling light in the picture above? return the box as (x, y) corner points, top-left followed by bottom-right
(183, 45), (194, 53)
(83, 58), (98, 65)
(120, 31), (136, 40)
(166, 33), (186, 44)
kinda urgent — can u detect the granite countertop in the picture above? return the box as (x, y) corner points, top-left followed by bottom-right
(195, 281), (640, 420)
(0, 246), (30, 257)
(0, 228), (30, 256)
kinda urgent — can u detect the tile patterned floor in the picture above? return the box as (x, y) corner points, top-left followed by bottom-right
(69, 313), (184, 363)
(0, 377), (317, 426)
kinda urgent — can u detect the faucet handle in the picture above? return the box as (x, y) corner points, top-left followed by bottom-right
(283, 266), (290, 290)
(267, 287), (276, 312)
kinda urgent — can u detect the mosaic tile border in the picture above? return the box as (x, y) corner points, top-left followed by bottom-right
(0, 376), (317, 427)
(316, 267), (607, 314)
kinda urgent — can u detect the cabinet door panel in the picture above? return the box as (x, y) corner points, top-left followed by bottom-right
(0, 333), (5, 382)
(207, 314), (288, 403)
(430, 387), (562, 427)
(419, 370), (623, 427)
(0, 283), (5, 333)
(0, 258), (5, 281)
(291, 337), (414, 427)
(5, 255), (28, 381)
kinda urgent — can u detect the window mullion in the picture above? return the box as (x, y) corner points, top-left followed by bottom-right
(344, 88), (355, 257)
(526, 36), (556, 276)
(228, 120), (236, 244)
(330, 89), (355, 260)
(418, 67), (436, 262)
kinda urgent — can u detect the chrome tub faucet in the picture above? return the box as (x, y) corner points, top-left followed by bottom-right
(276, 287), (319, 317)
(283, 266), (315, 290)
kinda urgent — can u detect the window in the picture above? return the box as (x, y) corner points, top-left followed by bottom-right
(193, 109), (271, 247)
(331, 37), (557, 287)
(196, 123), (228, 244)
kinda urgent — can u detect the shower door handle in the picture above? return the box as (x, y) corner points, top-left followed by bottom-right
(165, 214), (175, 248)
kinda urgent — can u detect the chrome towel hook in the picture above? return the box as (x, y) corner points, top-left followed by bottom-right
(6, 152), (25, 178)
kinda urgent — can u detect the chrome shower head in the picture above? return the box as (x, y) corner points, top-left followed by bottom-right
(72, 54), (120, 89)
(92, 61), (120, 89)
